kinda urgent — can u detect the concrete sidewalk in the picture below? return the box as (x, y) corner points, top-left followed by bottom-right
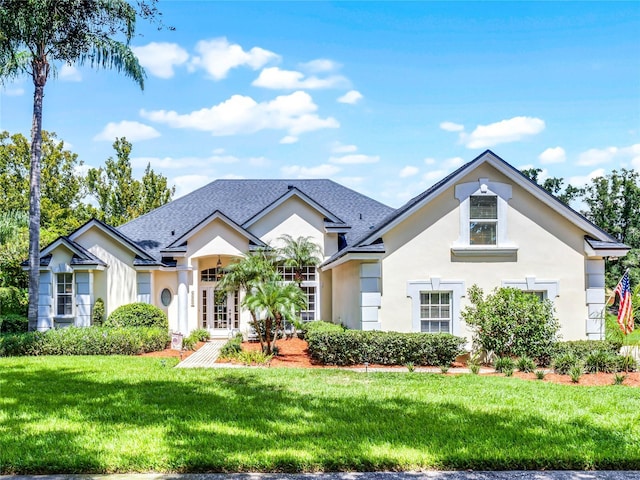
(2, 472), (639, 479)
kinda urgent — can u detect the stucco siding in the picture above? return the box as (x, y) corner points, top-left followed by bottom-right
(378, 163), (591, 342)
(331, 261), (361, 329)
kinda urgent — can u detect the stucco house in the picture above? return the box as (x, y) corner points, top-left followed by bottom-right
(34, 150), (629, 342)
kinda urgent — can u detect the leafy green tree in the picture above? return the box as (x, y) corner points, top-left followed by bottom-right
(520, 167), (581, 205)
(0, 131), (91, 234)
(581, 169), (640, 287)
(0, 0), (155, 329)
(461, 285), (560, 365)
(86, 137), (175, 226)
(0, 210), (28, 288)
(277, 234), (322, 287)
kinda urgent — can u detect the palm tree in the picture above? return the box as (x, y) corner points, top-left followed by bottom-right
(277, 234), (323, 288)
(0, 0), (155, 330)
(217, 250), (280, 352)
(242, 281), (306, 355)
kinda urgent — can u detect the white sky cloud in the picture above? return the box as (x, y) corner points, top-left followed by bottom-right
(331, 143), (358, 153)
(94, 121), (160, 142)
(280, 135), (299, 144)
(444, 156), (465, 168)
(252, 67), (348, 89)
(577, 143), (640, 167)
(190, 37), (280, 80)
(249, 157), (270, 167)
(300, 59), (340, 73)
(568, 168), (606, 188)
(172, 174), (215, 198)
(424, 157), (436, 165)
(539, 146), (566, 164)
(2, 85), (24, 96)
(281, 163), (341, 177)
(329, 154), (380, 164)
(423, 169), (448, 182)
(132, 42), (189, 79)
(399, 166), (419, 178)
(440, 121), (464, 132)
(461, 116), (545, 148)
(60, 65), (82, 82)
(132, 154), (239, 170)
(336, 176), (365, 188)
(141, 91), (339, 137)
(337, 90), (363, 104)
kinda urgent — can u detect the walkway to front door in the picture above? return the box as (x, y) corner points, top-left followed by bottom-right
(175, 340), (227, 368)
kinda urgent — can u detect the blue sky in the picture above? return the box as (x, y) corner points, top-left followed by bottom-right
(1, 1), (639, 207)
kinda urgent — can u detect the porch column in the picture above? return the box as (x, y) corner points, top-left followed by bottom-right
(177, 267), (189, 334)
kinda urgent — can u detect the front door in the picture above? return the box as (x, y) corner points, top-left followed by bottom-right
(200, 286), (239, 335)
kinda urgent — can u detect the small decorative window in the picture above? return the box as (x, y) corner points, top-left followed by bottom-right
(469, 195), (497, 245)
(160, 288), (172, 306)
(419, 291), (451, 333)
(277, 265), (316, 282)
(56, 273), (73, 316)
(201, 267), (225, 282)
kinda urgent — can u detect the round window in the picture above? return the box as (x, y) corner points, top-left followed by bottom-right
(160, 288), (172, 306)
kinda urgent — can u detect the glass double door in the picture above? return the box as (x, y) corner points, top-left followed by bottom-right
(200, 286), (239, 333)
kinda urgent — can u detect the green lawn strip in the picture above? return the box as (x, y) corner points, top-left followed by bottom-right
(0, 356), (638, 473)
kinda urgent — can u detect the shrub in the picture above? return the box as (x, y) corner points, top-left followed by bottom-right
(0, 287), (27, 315)
(461, 285), (560, 365)
(306, 330), (466, 366)
(0, 313), (28, 333)
(516, 356), (536, 373)
(182, 335), (197, 351)
(535, 370), (546, 380)
(569, 365), (583, 383)
(236, 350), (272, 365)
(220, 334), (243, 358)
(92, 298), (105, 326)
(584, 350), (618, 374)
(617, 355), (637, 373)
(303, 320), (344, 336)
(189, 328), (211, 342)
(613, 373), (627, 385)
(104, 303), (168, 330)
(553, 353), (580, 375)
(493, 356), (515, 374)
(0, 327), (168, 356)
(554, 340), (619, 361)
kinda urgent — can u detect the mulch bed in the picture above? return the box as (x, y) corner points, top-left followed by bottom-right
(144, 337), (640, 386)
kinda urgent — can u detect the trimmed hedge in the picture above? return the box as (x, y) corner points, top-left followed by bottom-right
(553, 340), (619, 361)
(0, 314), (28, 334)
(302, 320), (344, 335)
(306, 330), (466, 366)
(0, 287), (27, 316)
(0, 326), (169, 357)
(104, 303), (168, 330)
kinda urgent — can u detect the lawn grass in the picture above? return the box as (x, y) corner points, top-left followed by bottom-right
(1, 356), (639, 473)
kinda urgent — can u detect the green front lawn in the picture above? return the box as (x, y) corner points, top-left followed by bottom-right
(1, 356), (639, 473)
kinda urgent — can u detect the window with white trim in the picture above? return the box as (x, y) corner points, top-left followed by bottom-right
(277, 265), (316, 282)
(419, 291), (452, 333)
(469, 195), (497, 245)
(56, 273), (73, 316)
(300, 286), (316, 322)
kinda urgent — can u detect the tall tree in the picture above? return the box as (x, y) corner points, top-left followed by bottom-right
(0, 0), (156, 330)
(520, 167), (581, 205)
(581, 169), (640, 287)
(86, 137), (175, 226)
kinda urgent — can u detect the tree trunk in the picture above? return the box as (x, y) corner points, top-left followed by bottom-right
(27, 58), (48, 331)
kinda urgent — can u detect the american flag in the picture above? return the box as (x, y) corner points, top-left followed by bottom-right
(614, 271), (634, 334)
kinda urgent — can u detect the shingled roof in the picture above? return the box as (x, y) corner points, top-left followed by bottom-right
(118, 179), (395, 260)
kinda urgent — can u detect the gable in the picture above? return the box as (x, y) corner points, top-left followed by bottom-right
(186, 217), (253, 258)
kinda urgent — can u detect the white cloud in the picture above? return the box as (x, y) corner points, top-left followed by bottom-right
(461, 116), (545, 148)
(336, 176), (365, 188)
(252, 67), (348, 90)
(132, 154), (239, 170)
(60, 64), (82, 82)
(222, 173), (245, 180)
(94, 121), (160, 142)
(337, 90), (363, 104)
(141, 91), (339, 137)
(190, 37), (280, 80)
(539, 146), (566, 164)
(577, 143), (640, 168)
(440, 121), (464, 132)
(300, 59), (340, 73)
(212, 148), (225, 155)
(444, 156), (465, 168)
(173, 174), (215, 198)
(399, 166), (419, 178)
(1, 80), (25, 96)
(568, 168), (606, 188)
(332, 143), (358, 153)
(423, 157), (436, 165)
(423, 169), (447, 182)
(577, 146), (618, 166)
(281, 163), (341, 178)
(132, 42), (189, 79)
(249, 157), (270, 167)
(329, 154), (380, 165)
(280, 135), (299, 144)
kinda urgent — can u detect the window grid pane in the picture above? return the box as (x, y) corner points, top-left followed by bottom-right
(419, 290), (452, 333)
(470, 195), (497, 219)
(56, 273), (73, 316)
(469, 222), (497, 245)
(300, 286), (316, 322)
(277, 265), (316, 282)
